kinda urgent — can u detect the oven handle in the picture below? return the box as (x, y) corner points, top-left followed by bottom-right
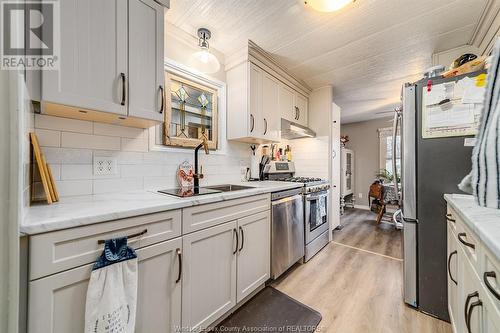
(272, 194), (302, 206)
(306, 193), (329, 201)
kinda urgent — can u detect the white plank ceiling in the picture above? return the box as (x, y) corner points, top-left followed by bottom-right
(166, 0), (489, 123)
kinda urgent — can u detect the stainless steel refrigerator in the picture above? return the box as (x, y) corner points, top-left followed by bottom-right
(399, 71), (485, 321)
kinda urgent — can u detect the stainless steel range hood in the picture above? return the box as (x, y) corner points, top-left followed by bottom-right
(281, 118), (316, 139)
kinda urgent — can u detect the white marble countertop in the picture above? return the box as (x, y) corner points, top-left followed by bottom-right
(444, 194), (500, 261)
(22, 181), (303, 235)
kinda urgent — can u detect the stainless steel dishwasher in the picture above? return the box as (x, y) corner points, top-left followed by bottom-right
(271, 187), (304, 279)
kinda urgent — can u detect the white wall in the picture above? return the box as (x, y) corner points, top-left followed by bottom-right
(340, 117), (392, 207)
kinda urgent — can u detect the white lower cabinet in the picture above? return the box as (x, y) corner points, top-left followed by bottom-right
(182, 211), (271, 331)
(182, 221), (238, 331)
(447, 206), (500, 333)
(237, 211), (271, 302)
(28, 237), (182, 333)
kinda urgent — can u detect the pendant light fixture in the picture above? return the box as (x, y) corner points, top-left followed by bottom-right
(189, 28), (220, 74)
(304, 0), (354, 12)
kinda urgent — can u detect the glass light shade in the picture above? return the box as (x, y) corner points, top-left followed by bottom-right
(189, 49), (221, 74)
(305, 0), (352, 12)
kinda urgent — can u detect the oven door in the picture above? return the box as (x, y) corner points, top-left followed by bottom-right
(305, 190), (330, 244)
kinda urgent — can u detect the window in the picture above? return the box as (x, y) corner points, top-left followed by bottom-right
(378, 127), (401, 182)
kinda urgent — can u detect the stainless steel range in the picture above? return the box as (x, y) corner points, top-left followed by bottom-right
(264, 161), (330, 264)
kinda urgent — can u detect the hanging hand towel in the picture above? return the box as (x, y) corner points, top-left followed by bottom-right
(460, 38), (500, 208)
(85, 237), (138, 333)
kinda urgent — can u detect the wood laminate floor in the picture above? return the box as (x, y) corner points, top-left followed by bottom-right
(272, 208), (451, 333)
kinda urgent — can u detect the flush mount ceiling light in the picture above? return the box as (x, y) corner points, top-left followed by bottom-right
(188, 28), (221, 74)
(304, 0), (355, 12)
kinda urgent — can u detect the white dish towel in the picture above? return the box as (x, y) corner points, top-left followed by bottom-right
(460, 38), (500, 208)
(85, 237), (138, 333)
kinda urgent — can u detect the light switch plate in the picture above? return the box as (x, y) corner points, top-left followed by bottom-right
(94, 156), (117, 176)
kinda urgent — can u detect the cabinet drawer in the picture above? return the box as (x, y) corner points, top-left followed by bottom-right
(30, 210), (181, 280)
(456, 216), (480, 273)
(182, 194), (270, 234)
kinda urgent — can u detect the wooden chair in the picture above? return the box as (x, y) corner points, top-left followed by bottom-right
(368, 182), (386, 224)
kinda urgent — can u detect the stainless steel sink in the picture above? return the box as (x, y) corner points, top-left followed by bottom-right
(203, 184), (255, 192)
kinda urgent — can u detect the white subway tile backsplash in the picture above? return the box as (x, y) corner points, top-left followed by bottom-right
(62, 132), (121, 150)
(93, 123), (146, 139)
(35, 114), (93, 134)
(42, 147), (93, 164)
(55, 180), (93, 197)
(61, 164), (93, 180)
(121, 164), (162, 177)
(35, 129), (60, 147)
(144, 176), (176, 190)
(121, 137), (148, 152)
(93, 178), (143, 194)
(33, 116), (251, 197)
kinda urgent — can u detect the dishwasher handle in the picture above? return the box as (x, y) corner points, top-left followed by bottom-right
(272, 194), (303, 206)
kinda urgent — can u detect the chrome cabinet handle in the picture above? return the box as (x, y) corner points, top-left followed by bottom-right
(484, 271), (500, 300)
(458, 232), (475, 249)
(175, 248), (182, 283)
(447, 250), (457, 285)
(467, 299), (482, 333)
(120, 73), (126, 106)
(446, 213), (456, 223)
(233, 228), (239, 254)
(250, 114), (255, 133)
(159, 85), (164, 113)
(263, 118), (268, 135)
(238, 226), (244, 252)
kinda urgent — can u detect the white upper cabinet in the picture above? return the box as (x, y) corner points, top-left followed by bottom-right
(128, 0), (165, 122)
(278, 83), (295, 122)
(294, 92), (309, 126)
(42, 0), (128, 116)
(227, 61), (307, 143)
(41, 0), (165, 125)
(249, 63), (264, 137)
(226, 42), (311, 143)
(262, 72), (280, 141)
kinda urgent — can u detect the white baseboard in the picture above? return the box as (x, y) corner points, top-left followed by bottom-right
(353, 204), (370, 211)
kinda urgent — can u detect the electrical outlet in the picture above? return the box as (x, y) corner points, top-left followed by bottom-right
(94, 156), (117, 176)
(358, 193), (363, 198)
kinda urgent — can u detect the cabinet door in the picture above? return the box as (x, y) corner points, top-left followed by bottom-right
(447, 222), (459, 331)
(237, 211), (271, 302)
(295, 93), (308, 126)
(459, 250), (483, 333)
(248, 63), (263, 137)
(28, 238), (182, 333)
(262, 73), (280, 141)
(182, 221), (238, 331)
(128, 0), (165, 122)
(279, 83), (295, 122)
(484, 296), (500, 333)
(42, 0), (127, 116)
